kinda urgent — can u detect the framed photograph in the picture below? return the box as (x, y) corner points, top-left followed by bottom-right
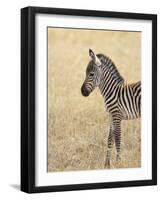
(21, 6), (157, 193)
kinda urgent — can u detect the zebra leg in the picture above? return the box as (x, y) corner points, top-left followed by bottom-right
(113, 119), (121, 162)
(105, 125), (114, 167)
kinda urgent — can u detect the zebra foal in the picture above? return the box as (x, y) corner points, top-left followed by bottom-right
(81, 49), (141, 167)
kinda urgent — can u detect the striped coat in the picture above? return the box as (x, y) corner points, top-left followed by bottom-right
(81, 49), (141, 167)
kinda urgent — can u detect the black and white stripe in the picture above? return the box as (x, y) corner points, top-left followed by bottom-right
(81, 49), (141, 167)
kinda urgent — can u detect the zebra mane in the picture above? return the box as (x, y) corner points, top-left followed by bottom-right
(97, 54), (124, 82)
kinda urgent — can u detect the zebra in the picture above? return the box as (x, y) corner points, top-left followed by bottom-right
(81, 49), (141, 167)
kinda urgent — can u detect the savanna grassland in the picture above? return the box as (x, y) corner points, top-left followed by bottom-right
(48, 28), (141, 172)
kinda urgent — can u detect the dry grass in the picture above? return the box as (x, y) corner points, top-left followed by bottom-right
(48, 28), (141, 172)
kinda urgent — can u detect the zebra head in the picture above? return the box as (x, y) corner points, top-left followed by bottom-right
(81, 49), (102, 97)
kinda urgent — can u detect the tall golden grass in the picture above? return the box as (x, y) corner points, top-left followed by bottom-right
(48, 28), (141, 172)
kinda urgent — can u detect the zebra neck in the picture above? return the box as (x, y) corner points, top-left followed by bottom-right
(99, 69), (124, 100)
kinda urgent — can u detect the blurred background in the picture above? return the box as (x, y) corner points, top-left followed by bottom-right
(48, 27), (141, 172)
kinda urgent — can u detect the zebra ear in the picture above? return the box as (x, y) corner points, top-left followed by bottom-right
(89, 49), (95, 60)
(89, 49), (101, 66)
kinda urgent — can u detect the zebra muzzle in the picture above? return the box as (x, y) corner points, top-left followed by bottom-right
(81, 85), (90, 97)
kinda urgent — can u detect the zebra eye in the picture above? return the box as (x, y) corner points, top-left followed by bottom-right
(89, 72), (94, 77)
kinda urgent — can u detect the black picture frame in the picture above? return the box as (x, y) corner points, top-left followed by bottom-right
(21, 6), (157, 193)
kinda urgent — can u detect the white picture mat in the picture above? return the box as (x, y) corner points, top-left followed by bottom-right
(35, 14), (152, 187)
